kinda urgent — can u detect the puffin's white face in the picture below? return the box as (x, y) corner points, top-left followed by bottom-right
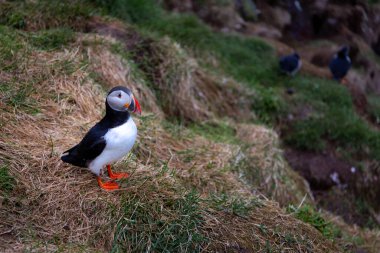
(106, 89), (141, 114)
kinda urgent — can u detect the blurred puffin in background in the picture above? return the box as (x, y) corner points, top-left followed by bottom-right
(329, 46), (351, 82)
(279, 52), (302, 76)
(61, 86), (141, 191)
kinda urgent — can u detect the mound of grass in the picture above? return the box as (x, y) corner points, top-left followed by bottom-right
(287, 204), (341, 241)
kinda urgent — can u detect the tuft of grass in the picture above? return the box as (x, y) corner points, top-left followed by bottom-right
(208, 193), (260, 217)
(1, 78), (40, 114)
(189, 121), (238, 144)
(253, 87), (287, 125)
(29, 28), (75, 50)
(111, 190), (205, 253)
(0, 25), (26, 70)
(0, 166), (15, 195)
(287, 204), (342, 241)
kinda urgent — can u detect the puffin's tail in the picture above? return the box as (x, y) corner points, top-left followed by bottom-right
(61, 145), (87, 167)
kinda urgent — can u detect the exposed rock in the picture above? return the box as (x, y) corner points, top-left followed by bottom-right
(372, 34), (380, 56)
(285, 149), (354, 191)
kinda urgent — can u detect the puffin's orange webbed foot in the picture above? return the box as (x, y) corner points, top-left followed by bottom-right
(107, 165), (129, 180)
(97, 176), (119, 191)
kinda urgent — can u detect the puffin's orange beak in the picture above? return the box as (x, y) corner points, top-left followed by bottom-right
(124, 96), (141, 115)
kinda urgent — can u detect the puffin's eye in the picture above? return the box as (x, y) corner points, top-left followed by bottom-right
(118, 93), (122, 98)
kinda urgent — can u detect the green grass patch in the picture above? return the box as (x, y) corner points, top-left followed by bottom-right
(253, 86), (287, 125)
(287, 204), (341, 240)
(29, 28), (75, 50)
(189, 121), (238, 144)
(282, 76), (380, 159)
(111, 190), (205, 253)
(0, 0), (93, 31)
(0, 25), (26, 70)
(0, 79), (40, 114)
(0, 166), (15, 195)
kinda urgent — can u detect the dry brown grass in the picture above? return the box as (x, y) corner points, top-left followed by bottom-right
(0, 47), (117, 251)
(0, 31), (340, 252)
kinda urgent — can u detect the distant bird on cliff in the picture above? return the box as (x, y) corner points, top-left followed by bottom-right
(329, 46), (352, 82)
(61, 86), (141, 191)
(279, 52), (302, 76)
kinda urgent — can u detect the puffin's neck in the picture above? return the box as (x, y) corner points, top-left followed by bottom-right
(103, 102), (130, 127)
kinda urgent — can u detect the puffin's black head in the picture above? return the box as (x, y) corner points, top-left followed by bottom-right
(106, 86), (141, 115)
(337, 46), (349, 58)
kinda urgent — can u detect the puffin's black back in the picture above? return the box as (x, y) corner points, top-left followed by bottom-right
(329, 47), (351, 80)
(61, 100), (130, 167)
(279, 53), (299, 73)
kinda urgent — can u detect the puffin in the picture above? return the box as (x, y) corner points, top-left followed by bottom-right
(329, 46), (351, 82)
(279, 52), (302, 76)
(61, 86), (141, 191)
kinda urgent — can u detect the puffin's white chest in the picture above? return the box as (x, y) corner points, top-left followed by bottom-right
(88, 117), (137, 175)
(104, 117), (137, 151)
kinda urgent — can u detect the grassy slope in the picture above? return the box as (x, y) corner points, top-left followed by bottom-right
(98, 0), (380, 161)
(0, 0), (379, 252)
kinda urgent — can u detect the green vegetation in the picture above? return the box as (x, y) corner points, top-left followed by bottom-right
(287, 204), (341, 241)
(0, 25), (25, 70)
(283, 76), (380, 159)
(0, 166), (15, 195)
(29, 28), (75, 50)
(111, 190), (205, 253)
(0, 0), (92, 30)
(189, 121), (238, 144)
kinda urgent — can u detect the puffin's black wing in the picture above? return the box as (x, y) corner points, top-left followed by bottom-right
(329, 57), (351, 80)
(61, 123), (108, 168)
(279, 55), (298, 73)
